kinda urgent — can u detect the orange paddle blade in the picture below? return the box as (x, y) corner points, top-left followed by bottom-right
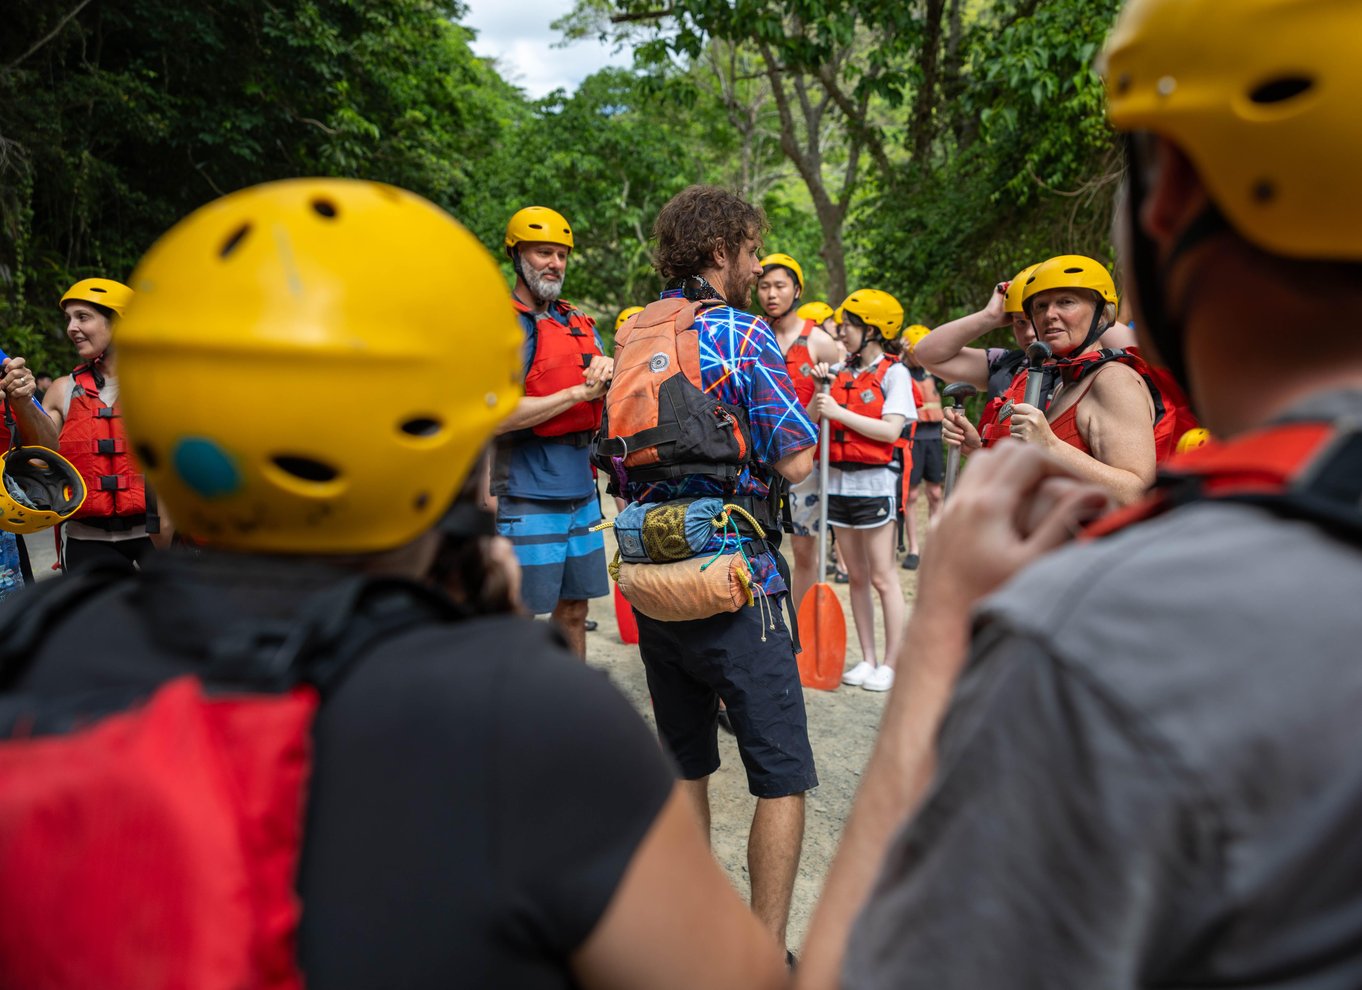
(796, 582), (846, 691)
(614, 584), (639, 644)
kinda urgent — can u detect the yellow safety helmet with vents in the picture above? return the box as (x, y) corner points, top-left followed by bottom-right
(1175, 428), (1212, 455)
(838, 289), (905, 340)
(904, 324), (932, 348)
(1003, 264), (1041, 314)
(505, 206), (574, 252)
(116, 178), (523, 554)
(759, 253), (804, 292)
(0, 447), (87, 535)
(1101, 0), (1362, 262)
(1021, 255), (1118, 313)
(796, 301), (834, 324)
(60, 278), (133, 318)
(614, 306), (644, 333)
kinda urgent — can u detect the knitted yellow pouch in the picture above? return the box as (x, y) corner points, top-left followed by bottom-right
(616, 553), (754, 622)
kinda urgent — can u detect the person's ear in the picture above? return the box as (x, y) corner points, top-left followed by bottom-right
(709, 237), (729, 271)
(1141, 137), (1210, 244)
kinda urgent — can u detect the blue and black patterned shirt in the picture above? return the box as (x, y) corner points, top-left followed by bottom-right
(624, 289), (818, 595)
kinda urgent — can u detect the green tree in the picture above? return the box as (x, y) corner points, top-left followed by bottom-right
(1, 0), (518, 370)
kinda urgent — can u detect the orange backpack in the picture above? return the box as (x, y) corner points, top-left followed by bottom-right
(591, 298), (753, 495)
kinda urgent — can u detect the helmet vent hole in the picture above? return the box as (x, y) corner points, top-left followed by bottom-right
(220, 224), (252, 258)
(1063, 267), (1084, 274)
(413, 492), (429, 511)
(399, 417), (443, 437)
(311, 199), (338, 219)
(271, 455), (338, 482)
(135, 444), (159, 470)
(1249, 76), (1313, 105)
(1253, 180), (1276, 204)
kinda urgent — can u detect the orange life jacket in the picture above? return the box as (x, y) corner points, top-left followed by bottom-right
(915, 372), (943, 423)
(783, 320), (819, 406)
(591, 297), (753, 493)
(59, 364), (146, 522)
(514, 298), (604, 439)
(829, 357), (897, 468)
(1085, 418), (1362, 543)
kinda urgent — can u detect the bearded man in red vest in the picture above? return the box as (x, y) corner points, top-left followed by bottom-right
(491, 207), (613, 658)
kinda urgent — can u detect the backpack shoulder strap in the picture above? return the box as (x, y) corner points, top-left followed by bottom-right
(206, 575), (462, 695)
(0, 566), (132, 691)
(1088, 419), (1362, 543)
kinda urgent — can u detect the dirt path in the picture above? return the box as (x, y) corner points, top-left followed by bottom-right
(585, 498), (927, 952)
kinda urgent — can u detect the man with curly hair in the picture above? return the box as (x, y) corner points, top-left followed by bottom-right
(619, 185), (819, 956)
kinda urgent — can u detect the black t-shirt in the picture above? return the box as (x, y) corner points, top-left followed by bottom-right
(10, 553), (675, 990)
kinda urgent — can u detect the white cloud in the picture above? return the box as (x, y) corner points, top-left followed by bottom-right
(462, 0), (635, 98)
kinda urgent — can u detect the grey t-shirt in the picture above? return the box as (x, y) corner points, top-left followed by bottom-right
(846, 391), (1362, 989)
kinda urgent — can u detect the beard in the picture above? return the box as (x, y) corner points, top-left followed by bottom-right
(523, 263), (563, 303)
(723, 267), (756, 308)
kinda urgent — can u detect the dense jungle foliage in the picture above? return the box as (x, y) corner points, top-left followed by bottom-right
(2, 0), (1121, 368)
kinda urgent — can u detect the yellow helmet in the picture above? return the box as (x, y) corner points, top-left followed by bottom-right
(1020, 255), (1118, 312)
(60, 278), (133, 318)
(505, 206), (574, 252)
(1102, 0), (1362, 262)
(796, 301), (834, 324)
(838, 289), (905, 340)
(1175, 427), (1212, 455)
(758, 253), (804, 292)
(614, 305), (645, 333)
(904, 324), (932, 348)
(0, 447), (87, 535)
(117, 178), (523, 554)
(1003, 264), (1041, 314)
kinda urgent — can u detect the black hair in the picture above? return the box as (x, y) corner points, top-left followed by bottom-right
(427, 450), (520, 616)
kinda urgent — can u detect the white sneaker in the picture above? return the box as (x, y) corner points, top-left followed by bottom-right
(862, 665), (895, 692)
(841, 660), (875, 686)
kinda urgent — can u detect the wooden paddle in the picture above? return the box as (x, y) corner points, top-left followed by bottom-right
(796, 378), (846, 691)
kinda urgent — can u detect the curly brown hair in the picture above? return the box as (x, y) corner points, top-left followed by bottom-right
(652, 185), (768, 279)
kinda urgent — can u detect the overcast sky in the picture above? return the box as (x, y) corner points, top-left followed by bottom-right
(461, 0), (635, 98)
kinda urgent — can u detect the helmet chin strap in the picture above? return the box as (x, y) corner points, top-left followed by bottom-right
(1122, 134), (1228, 405)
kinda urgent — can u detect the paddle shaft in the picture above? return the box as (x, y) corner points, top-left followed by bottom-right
(941, 382), (978, 502)
(817, 379), (831, 580)
(1023, 341), (1052, 410)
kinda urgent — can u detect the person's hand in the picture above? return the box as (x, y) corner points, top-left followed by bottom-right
(810, 391), (843, 422)
(1, 357), (37, 402)
(578, 378), (609, 401)
(981, 280), (1009, 326)
(1007, 401), (1056, 448)
(942, 407), (981, 452)
(584, 354), (614, 388)
(917, 443), (1109, 614)
(811, 360), (835, 381)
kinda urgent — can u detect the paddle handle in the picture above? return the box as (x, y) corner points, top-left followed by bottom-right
(817, 379), (831, 580)
(0, 346), (47, 415)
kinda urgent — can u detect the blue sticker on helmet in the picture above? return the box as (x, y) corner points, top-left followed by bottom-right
(173, 438), (241, 498)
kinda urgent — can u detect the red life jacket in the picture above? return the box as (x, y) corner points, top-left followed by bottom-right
(978, 347), (1199, 463)
(829, 357), (898, 468)
(978, 365), (1036, 448)
(783, 320), (819, 406)
(1057, 347), (1199, 462)
(1085, 418), (1362, 543)
(0, 574), (454, 990)
(515, 298), (604, 439)
(59, 364), (146, 521)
